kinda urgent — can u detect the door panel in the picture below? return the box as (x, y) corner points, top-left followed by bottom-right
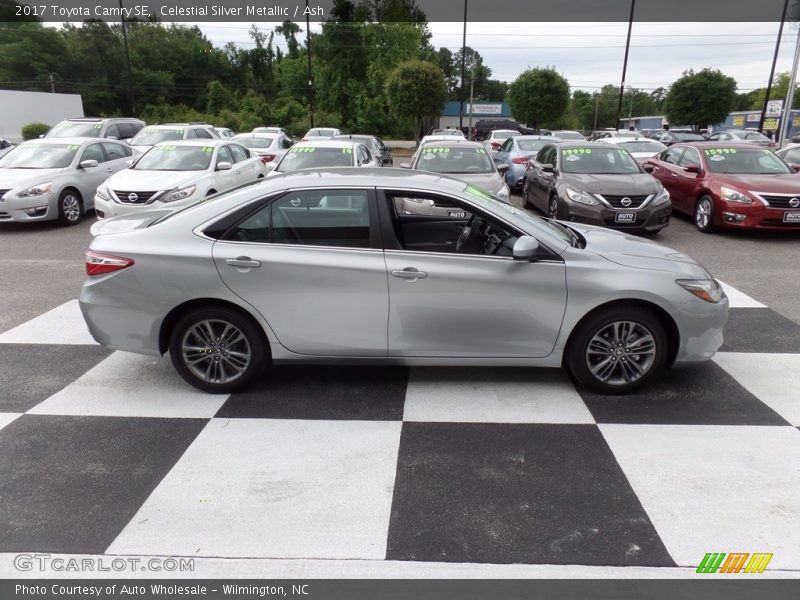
(385, 251), (567, 357)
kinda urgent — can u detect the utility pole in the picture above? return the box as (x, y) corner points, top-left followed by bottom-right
(615, 0), (636, 130)
(778, 26), (800, 146)
(305, 0), (314, 128)
(119, 0), (135, 115)
(49, 74), (55, 93)
(628, 86), (634, 128)
(593, 94), (599, 131)
(458, 0), (468, 131)
(760, 0), (790, 132)
(468, 70), (475, 140)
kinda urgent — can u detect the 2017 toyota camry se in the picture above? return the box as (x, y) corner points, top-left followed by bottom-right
(80, 169), (728, 395)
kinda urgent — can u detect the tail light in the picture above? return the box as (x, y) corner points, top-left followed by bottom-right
(260, 154), (276, 163)
(86, 251), (134, 276)
(491, 141), (501, 149)
(511, 157), (529, 164)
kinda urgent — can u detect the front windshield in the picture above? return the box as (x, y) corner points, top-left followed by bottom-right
(235, 136), (274, 149)
(553, 131), (584, 140)
(493, 130), (519, 139)
(134, 145), (212, 171)
(517, 139), (551, 152)
(416, 146), (494, 174)
(276, 146), (354, 171)
(620, 140), (667, 153)
(464, 184), (573, 246)
(703, 148), (790, 174)
(0, 143), (78, 168)
(674, 132), (705, 141)
(560, 147), (641, 174)
(130, 128), (183, 146)
(744, 131), (771, 142)
(46, 121), (102, 138)
(305, 129), (336, 137)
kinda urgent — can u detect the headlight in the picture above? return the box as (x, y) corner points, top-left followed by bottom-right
(720, 186), (751, 204)
(496, 185), (510, 200)
(96, 185), (110, 201)
(17, 182), (53, 197)
(565, 187), (598, 206)
(160, 185), (196, 203)
(653, 188), (670, 206)
(676, 278), (724, 303)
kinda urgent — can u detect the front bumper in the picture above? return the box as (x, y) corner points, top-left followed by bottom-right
(560, 197), (672, 232)
(715, 202), (800, 230)
(0, 193), (59, 222)
(671, 290), (729, 365)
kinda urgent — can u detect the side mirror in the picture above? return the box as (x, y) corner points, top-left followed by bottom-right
(513, 235), (540, 261)
(540, 163), (555, 174)
(79, 159), (98, 169)
(216, 161), (233, 171)
(643, 163), (655, 173)
(496, 163), (510, 173)
(125, 159), (134, 166)
(400, 162), (411, 169)
(791, 164), (800, 173)
(684, 164), (702, 174)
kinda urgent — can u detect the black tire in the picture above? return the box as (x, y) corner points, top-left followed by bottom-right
(206, 189), (217, 197)
(547, 194), (560, 219)
(694, 194), (716, 233)
(169, 306), (268, 393)
(57, 189), (83, 226)
(522, 179), (531, 207)
(567, 306), (667, 395)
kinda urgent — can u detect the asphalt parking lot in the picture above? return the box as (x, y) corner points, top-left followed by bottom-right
(0, 188), (799, 578)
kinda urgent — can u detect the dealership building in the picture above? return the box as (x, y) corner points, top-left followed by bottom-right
(620, 109), (800, 138)
(437, 101), (513, 130)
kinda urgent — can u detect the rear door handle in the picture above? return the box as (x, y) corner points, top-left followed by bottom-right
(391, 267), (427, 281)
(226, 257), (261, 269)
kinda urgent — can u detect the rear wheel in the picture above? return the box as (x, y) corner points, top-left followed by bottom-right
(694, 195), (716, 233)
(567, 306), (667, 394)
(57, 189), (82, 226)
(169, 306), (268, 393)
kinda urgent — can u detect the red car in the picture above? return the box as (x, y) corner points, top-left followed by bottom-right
(643, 142), (800, 232)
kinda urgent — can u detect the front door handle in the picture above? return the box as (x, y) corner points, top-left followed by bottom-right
(226, 257), (261, 269)
(391, 267), (427, 281)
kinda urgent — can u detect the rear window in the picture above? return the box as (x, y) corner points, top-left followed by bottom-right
(131, 128), (184, 146)
(517, 139), (550, 152)
(235, 137), (274, 148)
(46, 121), (103, 138)
(275, 146), (354, 171)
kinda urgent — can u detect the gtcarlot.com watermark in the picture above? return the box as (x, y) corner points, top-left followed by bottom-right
(14, 553), (194, 573)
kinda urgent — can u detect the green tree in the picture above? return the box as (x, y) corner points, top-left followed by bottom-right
(21, 122), (50, 139)
(206, 80), (236, 114)
(665, 68), (737, 131)
(275, 20), (301, 59)
(507, 68), (570, 129)
(385, 59), (447, 141)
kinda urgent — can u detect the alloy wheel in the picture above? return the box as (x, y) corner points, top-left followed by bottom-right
(695, 198), (712, 230)
(181, 319), (252, 384)
(548, 197), (559, 219)
(62, 194), (81, 223)
(585, 320), (657, 386)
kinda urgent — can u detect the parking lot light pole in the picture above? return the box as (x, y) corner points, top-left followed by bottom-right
(760, 0), (790, 133)
(778, 26), (800, 147)
(305, 0), (314, 128)
(459, 0), (468, 131)
(615, 0), (636, 129)
(119, 0), (135, 115)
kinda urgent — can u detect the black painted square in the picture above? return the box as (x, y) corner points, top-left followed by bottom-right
(386, 422), (675, 566)
(0, 414), (206, 553)
(577, 362), (788, 426)
(722, 308), (800, 353)
(216, 365), (407, 420)
(0, 344), (112, 412)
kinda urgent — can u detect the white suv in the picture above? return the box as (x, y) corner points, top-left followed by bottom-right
(128, 123), (219, 154)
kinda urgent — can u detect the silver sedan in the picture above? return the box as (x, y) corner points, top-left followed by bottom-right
(80, 169), (728, 395)
(0, 137), (132, 225)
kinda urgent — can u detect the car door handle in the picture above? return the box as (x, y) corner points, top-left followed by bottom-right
(670, 172), (678, 177)
(226, 257), (261, 269)
(391, 267), (427, 281)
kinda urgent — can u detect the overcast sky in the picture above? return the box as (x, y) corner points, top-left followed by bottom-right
(193, 21), (800, 94)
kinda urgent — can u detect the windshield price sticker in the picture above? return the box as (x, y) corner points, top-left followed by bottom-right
(66, 144), (80, 150)
(563, 148), (592, 155)
(143, 128), (158, 133)
(342, 148), (353, 154)
(290, 147), (316, 153)
(565, 155), (580, 161)
(705, 148), (736, 155)
(466, 184), (493, 202)
(154, 145), (176, 152)
(423, 147), (450, 153)
(475, 148), (487, 154)
(94, 124), (103, 129)
(202, 147), (213, 153)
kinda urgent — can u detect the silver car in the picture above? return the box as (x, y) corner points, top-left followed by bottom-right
(80, 169), (728, 395)
(493, 135), (562, 190)
(0, 137), (132, 224)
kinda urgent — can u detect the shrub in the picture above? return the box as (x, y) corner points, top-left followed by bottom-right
(22, 122), (51, 140)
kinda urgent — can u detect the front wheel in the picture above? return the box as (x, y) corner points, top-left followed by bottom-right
(567, 307), (667, 394)
(57, 189), (83, 226)
(694, 195), (716, 233)
(547, 195), (559, 219)
(169, 306), (268, 393)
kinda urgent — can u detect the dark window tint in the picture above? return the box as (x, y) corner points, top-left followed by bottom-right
(116, 123), (134, 139)
(678, 148), (701, 167)
(662, 147), (684, 164)
(102, 142), (128, 160)
(227, 190), (371, 248)
(194, 128), (213, 139)
(782, 148), (800, 163)
(81, 143), (106, 163)
(104, 124), (120, 139)
(216, 146), (233, 165)
(229, 144), (249, 163)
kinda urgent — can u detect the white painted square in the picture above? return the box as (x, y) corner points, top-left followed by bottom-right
(0, 300), (97, 345)
(0, 413), (22, 431)
(600, 424), (800, 570)
(403, 367), (594, 424)
(718, 281), (766, 308)
(28, 352), (228, 419)
(713, 352), (800, 426)
(107, 419), (402, 559)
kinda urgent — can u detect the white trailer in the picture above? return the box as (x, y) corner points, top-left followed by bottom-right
(0, 90), (84, 142)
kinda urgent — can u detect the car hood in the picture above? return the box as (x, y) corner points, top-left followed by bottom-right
(562, 172), (661, 195)
(715, 173), (800, 193)
(443, 172), (505, 193)
(104, 169), (201, 192)
(0, 167), (65, 189)
(568, 222), (710, 277)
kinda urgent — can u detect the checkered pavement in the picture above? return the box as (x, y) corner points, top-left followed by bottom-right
(0, 282), (798, 575)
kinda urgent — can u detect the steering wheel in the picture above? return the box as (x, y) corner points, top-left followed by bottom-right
(456, 215), (486, 253)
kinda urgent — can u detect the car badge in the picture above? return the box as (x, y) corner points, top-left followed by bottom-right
(127, 193), (138, 202)
(621, 197), (632, 207)
(790, 197), (800, 208)
(290, 198), (302, 207)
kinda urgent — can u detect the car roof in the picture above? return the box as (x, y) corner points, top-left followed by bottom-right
(152, 139), (228, 147)
(233, 133), (275, 138)
(596, 136), (658, 143)
(293, 139), (359, 148)
(418, 140), (484, 148)
(556, 141), (617, 149)
(332, 134), (375, 141)
(514, 135), (561, 141)
(22, 137), (104, 145)
(144, 124), (207, 129)
(62, 117), (141, 122)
